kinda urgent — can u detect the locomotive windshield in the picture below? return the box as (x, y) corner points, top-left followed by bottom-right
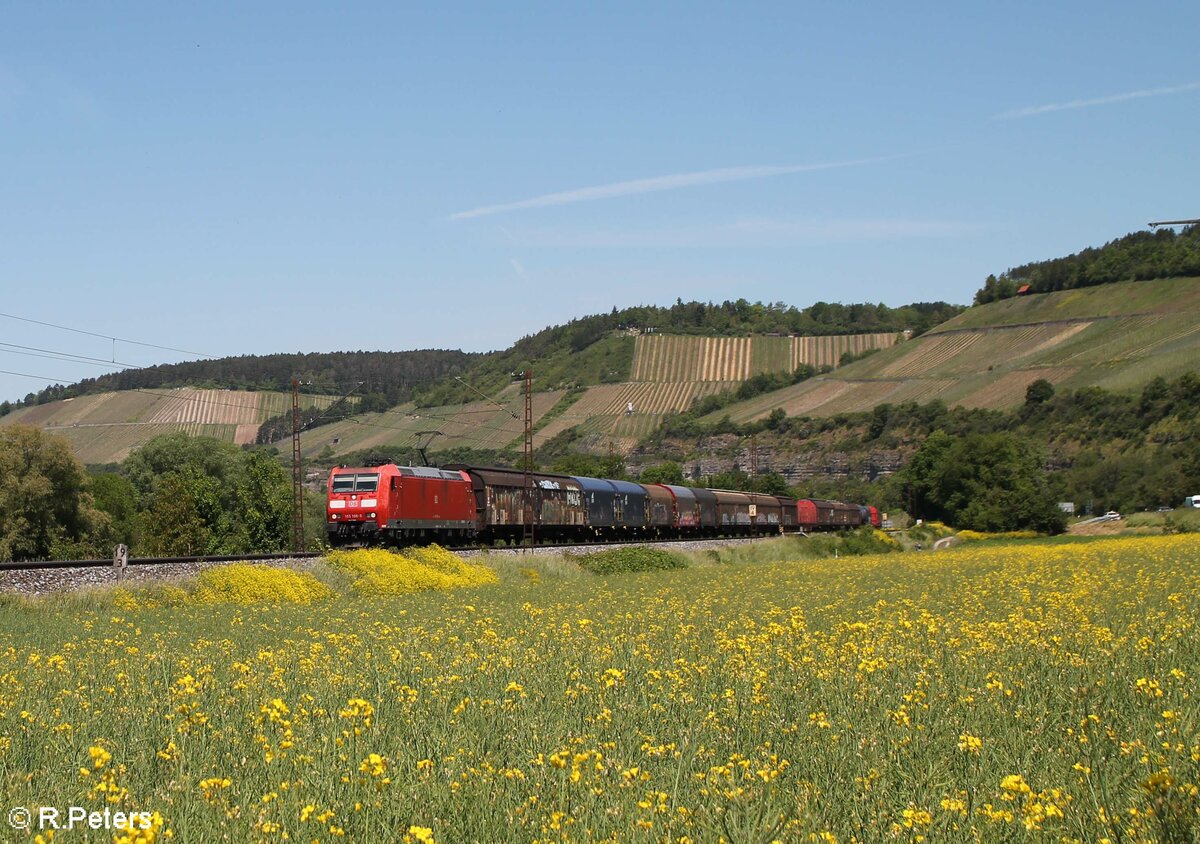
(331, 473), (379, 493)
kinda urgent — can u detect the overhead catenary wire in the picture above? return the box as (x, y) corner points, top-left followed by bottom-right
(0, 341), (144, 370)
(130, 388), (329, 416)
(454, 376), (521, 419)
(0, 311), (216, 359)
(9, 365), (569, 457)
(6, 368), (446, 434)
(330, 403), (531, 453)
(296, 381), (366, 433)
(0, 367), (78, 384)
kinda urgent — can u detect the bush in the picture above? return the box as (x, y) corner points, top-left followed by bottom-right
(956, 529), (1040, 542)
(325, 545), (497, 595)
(192, 564), (333, 605)
(801, 528), (901, 558)
(574, 547), (688, 575)
(907, 521), (956, 543)
(112, 583), (190, 611)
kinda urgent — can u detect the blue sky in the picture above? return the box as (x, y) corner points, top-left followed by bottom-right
(2, 1), (1197, 402)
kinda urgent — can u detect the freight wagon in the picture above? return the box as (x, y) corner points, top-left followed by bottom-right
(328, 463), (882, 547)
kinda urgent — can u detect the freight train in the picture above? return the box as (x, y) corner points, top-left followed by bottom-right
(326, 463), (881, 547)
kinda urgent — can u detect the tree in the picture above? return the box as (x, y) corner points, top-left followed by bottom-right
(640, 462), (686, 486)
(764, 408), (787, 431)
(358, 392), (391, 414)
(137, 472), (216, 556)
(0, 425), (107, 561)
(551, 452), (627, 480)
(228, 451), (292, 552)
(124, 433), (294, 555)
(124, 432), (240, 499)
(705, 469), (751, 491)
(1025, 379), (1055, 405)
(551, 454), (607, 478)
(752, 472), (791, 495)
(898, 430), (1066, 533)
(868, 403), (892, 439)
(89, 472), (141, 547)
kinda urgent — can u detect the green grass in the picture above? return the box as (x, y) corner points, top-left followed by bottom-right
(749, 336), (793, 376)
(929, 276), (1200, 331)
(1124, 508), (1200, 532)
(570, 546), (688, 574)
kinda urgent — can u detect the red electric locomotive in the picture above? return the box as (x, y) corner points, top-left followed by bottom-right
(326, 464), (476, 546)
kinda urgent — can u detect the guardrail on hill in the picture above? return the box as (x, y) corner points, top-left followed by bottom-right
(1073, 513), (1123, 527)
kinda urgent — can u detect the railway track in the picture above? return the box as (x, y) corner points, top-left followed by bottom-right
(0, 532), (799, 573)
(0, 551), (322, 573)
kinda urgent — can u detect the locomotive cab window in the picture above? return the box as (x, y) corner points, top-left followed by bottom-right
(332, 474), (379, 493)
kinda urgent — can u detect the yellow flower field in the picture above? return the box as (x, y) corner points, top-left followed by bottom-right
(0, 535), (1197, 842)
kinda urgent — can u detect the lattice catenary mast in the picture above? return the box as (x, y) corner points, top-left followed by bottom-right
(291, 378), (305, 553)
(522, 369), (534, 550)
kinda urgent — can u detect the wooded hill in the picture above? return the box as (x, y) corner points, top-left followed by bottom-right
(5, 349), (479, 412)
(975, 224), (1200, 303)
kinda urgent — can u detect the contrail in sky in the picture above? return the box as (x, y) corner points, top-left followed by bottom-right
(993, 80), (1200, 120)
(449, 155), (903, 221)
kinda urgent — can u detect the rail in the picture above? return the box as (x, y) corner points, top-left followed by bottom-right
(0, 551), (322, 573)
(0, 528), (838, 575)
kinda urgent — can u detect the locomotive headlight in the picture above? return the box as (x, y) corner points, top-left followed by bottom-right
(369, 512), (376, 519)
(331, 514), (339, 520)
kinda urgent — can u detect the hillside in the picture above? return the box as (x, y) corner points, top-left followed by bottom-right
(0, 388), (344, 464)
(705, 276), (1200, 424)
(0, 297), (945, 467)
(407, 298), (956, 407)
(297, 328), (901, 461)
(12, 271), (1196, 469)
(530, 332), (899, 453)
